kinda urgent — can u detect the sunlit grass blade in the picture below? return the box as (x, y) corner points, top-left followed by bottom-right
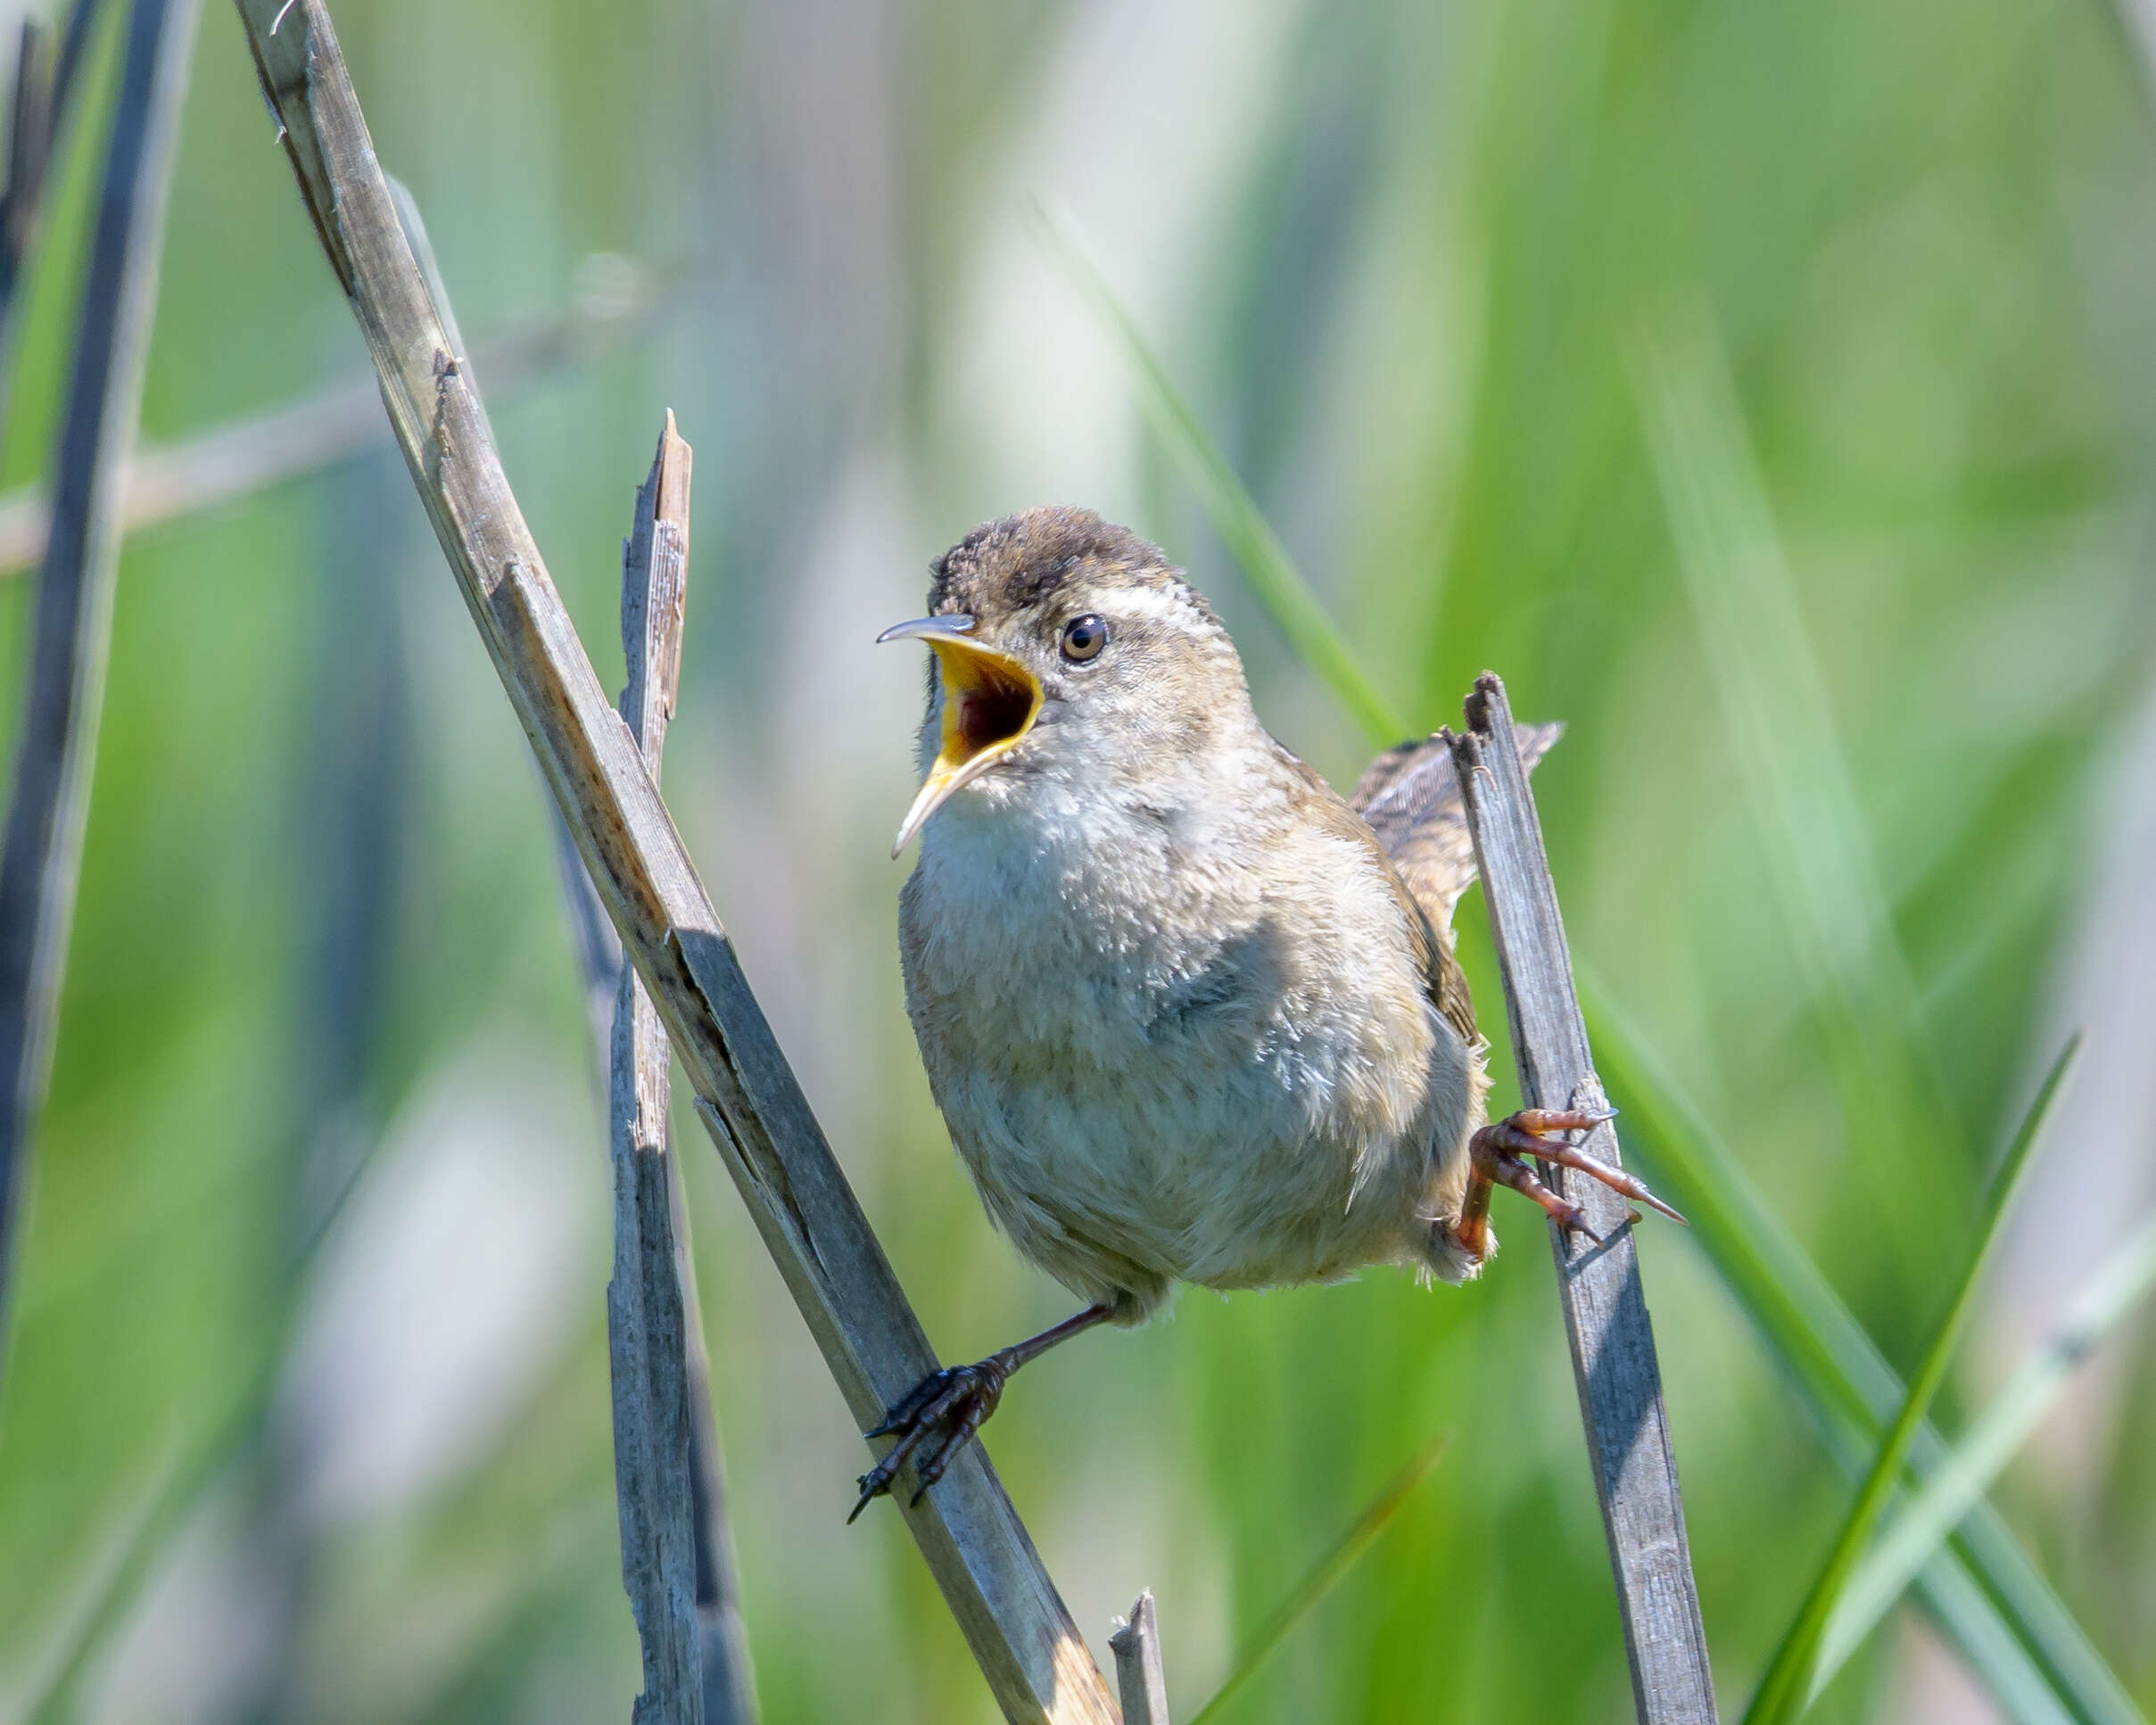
(1630, 313), (1916, 1024)
(1185, 1430), (1450, 1725)
(1630, 301), (1977, 1327)
(0, 1443), (178, 1725)
(1812, 1211), (2156, 1696)
(11, 1109), (394, 1725)
(1584, 983), (2139, 1725)
(1741, 1036), (2078, 1725)
(21, 1343), (274, 1725)
(1036, 203), (1408, 749)
(1631, 312), (1969, 1267)
(1052, 242), (2139, 1725)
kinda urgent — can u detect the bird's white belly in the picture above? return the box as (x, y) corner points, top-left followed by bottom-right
(901, 786), (1452, 1317)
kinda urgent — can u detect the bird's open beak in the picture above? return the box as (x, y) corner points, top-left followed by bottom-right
(878, 615), (1043, 856)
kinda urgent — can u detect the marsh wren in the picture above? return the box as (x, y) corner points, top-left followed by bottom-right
(854, 508), (1679, 1520)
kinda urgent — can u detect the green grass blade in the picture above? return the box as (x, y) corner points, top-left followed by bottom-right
(1036, 205), (1408, 749)
(1630, 314), (1919, 1030)
(1813, 1212), (2156, 1693)
(1631, 313), (1967, 1202)
(11, 1106), (394, 1725)
(1185, 1431), (1450, 1725)
(1880, 1545), (2076, 1725)
(1741, 1036), (2078, 1725)
(21, 1342), (277, 1724)
(1583, 985), (2138, 1725)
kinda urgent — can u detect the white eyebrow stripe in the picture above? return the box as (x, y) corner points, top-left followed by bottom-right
(1096, 582), (1203, 631)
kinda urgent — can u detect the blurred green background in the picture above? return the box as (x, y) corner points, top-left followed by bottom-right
(3, 0), (2155, 1720)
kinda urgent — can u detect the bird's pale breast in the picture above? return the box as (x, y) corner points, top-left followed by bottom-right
(898, 753), (1478, 1322)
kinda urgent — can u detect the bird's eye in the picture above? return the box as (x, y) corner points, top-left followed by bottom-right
(1060, 614), (1108, 663)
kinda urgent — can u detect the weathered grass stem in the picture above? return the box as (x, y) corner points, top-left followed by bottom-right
(232, 5), (1116, 1718)
(1444, 673), (1716, 1725)
(667, 1138), (760, 1725)
(607, 417), (711, 1725)
(596, 417), (762, 1725)
(1110, 1592), (1170, 1725)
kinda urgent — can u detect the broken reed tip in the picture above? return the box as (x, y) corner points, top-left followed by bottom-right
(1108, 1588), (1155, 1655)
(1462, 670), (1507, 734)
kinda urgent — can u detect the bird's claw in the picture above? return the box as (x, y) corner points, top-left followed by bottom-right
(1467, 1107), (1686, 1243)
(849, 1357), (1010, 1523)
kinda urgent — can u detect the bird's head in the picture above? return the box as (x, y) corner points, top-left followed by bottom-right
(880, 507), (1250, 855)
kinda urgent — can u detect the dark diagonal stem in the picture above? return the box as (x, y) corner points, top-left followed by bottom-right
(0, 0), (198, 1405)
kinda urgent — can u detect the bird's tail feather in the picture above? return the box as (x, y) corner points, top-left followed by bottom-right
(1347, 722), (1563, 930)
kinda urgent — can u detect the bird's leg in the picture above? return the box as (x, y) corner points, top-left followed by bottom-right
(1454, 1108), (1685, 1255)
(848, 1302), (1115, 1522)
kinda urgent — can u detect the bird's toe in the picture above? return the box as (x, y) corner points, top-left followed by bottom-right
(848, 1359), (1009, 1522)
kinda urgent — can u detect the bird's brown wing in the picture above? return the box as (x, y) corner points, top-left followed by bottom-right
(1349, 723), (1563, 931)
(1340, 723), (1563, 1046)
(1269, 740), (1479, 1049)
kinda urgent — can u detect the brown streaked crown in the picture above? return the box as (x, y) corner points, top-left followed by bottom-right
(929, 507), (1222, 635)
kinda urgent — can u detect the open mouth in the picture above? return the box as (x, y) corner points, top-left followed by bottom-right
(948, 653), (1037, 760)
(878, 615), (1044, 854)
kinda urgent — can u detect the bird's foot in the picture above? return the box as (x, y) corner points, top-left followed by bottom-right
(847, 1303), (1114, 1523)
(849, 1356), (1011, 1523)
(1463, 1108), (1686, 1247)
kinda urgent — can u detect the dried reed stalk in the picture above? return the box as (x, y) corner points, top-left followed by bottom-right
(232, 5), (1116, 1717)
(1445, 673), (1716, 1724)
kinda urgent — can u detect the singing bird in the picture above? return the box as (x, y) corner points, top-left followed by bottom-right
(855, 508), (1678, 1519)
